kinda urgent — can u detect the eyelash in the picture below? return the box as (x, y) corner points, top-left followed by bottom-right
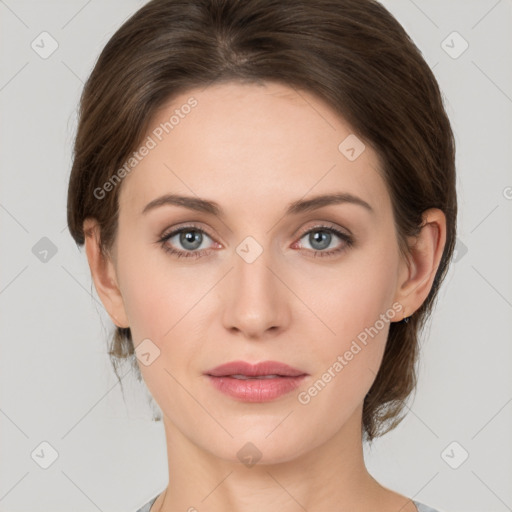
(157, 223), (354, 259)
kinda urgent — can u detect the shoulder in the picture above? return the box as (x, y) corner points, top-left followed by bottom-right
(135, 496), (443, 512)
(414, 500), (444, 512)
(135, 494), (159, 512)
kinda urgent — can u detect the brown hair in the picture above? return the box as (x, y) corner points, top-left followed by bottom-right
(67, 0), (457, 440)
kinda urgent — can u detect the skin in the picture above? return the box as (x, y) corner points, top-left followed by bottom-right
(84, 81), (446, 512)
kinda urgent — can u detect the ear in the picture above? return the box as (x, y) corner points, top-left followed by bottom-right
(393, 208), (447, 320)
(83, 218), (129, 328)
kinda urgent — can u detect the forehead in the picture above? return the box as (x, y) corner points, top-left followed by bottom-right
(119, 80), (389, 217)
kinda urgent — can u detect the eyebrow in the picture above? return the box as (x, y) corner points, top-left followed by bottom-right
(141, 192), (374, 217)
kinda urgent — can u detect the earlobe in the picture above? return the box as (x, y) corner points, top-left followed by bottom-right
(83, 218), (130, 328)
(394, 208), (447, 319)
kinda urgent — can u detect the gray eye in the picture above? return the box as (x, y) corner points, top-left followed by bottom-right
(179, 230), (204, 250)
(307, 230), (332, 250)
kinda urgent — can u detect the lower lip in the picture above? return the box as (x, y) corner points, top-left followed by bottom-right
(206, 375), (307, 402)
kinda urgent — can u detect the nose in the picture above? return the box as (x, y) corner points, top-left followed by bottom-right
(220, 243), (291, 340)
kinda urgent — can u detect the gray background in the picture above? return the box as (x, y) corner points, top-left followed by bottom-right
(1, 0), (511, 511)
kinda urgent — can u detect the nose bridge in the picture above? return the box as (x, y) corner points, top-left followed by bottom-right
(221, 234), (288, 337)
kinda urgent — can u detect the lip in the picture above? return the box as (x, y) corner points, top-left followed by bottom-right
(205, 360), (307, 378)
(205, 360), (308, 402)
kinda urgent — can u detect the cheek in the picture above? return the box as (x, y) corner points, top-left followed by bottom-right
(297, 288), (392, 427)
(115, 235), (195, 342)
(301, 243), (398, 344)
(296, 243), (399, 402)
(118, 270), (169, 344)
(116, 251), (202, 405)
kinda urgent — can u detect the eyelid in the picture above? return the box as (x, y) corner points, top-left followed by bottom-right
(296, 221), (352, 239)
(159, 222), (218, 243)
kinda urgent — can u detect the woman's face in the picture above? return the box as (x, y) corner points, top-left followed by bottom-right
(107, 81), (410, 463)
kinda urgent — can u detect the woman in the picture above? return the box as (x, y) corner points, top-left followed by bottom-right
(67, 0), (456, 510)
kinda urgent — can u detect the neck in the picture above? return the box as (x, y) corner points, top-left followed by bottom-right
(152, 406), (415, 512)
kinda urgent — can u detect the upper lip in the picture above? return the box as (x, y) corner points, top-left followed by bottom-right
(205, 360), (307, 377)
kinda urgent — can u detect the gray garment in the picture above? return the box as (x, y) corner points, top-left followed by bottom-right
(415, 502), (442, 512)
(135, 495), (441, 512)
(135, 494), (158, 512)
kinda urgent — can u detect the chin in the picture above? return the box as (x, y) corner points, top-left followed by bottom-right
(210, 427), (312, 466)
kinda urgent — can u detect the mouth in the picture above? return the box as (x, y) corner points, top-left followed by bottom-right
(205, 360), (307, 378)
(205, 360), (308, 402)
(226, 374), (288, 380)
